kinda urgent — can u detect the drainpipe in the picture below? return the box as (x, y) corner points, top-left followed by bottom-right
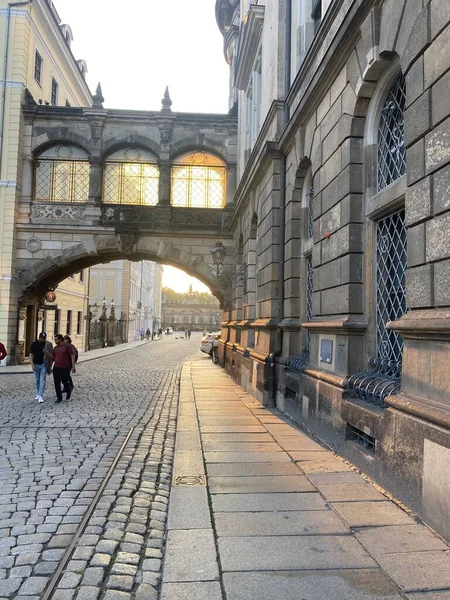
(0, 1), (32, 178)
(268, 0), (291, 407)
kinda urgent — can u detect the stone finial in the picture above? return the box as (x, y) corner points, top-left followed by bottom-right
(92, 83), (104, 108)
(161, 86), (172, 112)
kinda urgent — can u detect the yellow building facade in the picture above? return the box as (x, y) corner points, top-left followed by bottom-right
(0, 0), (92, 362)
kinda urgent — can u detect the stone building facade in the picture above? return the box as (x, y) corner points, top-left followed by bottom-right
(216, 0), (450, 541)
(89, 260), (163, 341)
(0, 0), (92, 360)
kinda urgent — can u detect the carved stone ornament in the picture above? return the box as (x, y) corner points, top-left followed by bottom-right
(171, 209), (224, 226)
(89, 119), (104, 143)
(116, 231), (140, 254)
(17, 269), (35, 288)
(45, 291), (56, 303)
(101, 206), (155, 227)
(32, 204), (85, 220)
(159, 121), (173, 144)
(26, 236), (42, 253)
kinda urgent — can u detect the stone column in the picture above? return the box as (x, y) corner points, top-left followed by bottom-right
(158, 161), (171, 205)
(226, 164), (237, 205)
(88, 157), (103, 205)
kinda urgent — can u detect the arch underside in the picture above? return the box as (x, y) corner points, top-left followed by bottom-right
(17, 233), (234, 308)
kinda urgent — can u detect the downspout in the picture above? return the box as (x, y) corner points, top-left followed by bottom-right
(0, 1), (32, 177)
(268, 0), (291, 407)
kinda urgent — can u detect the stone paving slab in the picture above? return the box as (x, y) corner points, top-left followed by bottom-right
(376, 551), (450, 592)
(218, 535), (377, 571)
(167, 488), (210, 530)
(308, 471), (367, 484)
(200, 425), (267, 433)
(202, 442), (282, 452)
(211, 492), (328, 512)
(163, 529), (219, 583)
(222, 570), (404, 600)
(332, 501), (416, 527)
(293, 454), (355, 472)
(161, 581), (223, 600)
(201, 433), (274, 443)
(209, 475), (315, 494)
(214, 510), (350, 536)
(407, 592), (450, 599)
(272, 435), (326, 450)
(204, 451), (291, 463)
(355, 525), (448, 555)
(316, 482), (387, 501)
(206, 462), (301, 477)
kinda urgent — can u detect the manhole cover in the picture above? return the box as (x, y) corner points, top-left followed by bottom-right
(173, 475), (206, 486)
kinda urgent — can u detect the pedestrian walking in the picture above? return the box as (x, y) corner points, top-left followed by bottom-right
(146, 328), (151, 341)
(29, 332), (52, 403)
(52, 334), (75, 403)
(63, 335), (78, 393)
(140, 327), (145, 340)
(185, 329), (188, 339)
(0, 341), (7, 363)
(188, 329), (191, 339)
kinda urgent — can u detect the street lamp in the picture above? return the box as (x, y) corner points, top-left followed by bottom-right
(210, 241), (227, 277)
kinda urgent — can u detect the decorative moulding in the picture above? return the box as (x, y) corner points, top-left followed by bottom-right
(235, 4), (265, 90)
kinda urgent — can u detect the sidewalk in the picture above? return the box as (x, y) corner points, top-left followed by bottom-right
(0, 337), (161, 374)
(162, 361), (450, 600)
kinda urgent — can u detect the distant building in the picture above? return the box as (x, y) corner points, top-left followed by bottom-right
(89, 260), (163, 341)
(162, 286), (221, 331)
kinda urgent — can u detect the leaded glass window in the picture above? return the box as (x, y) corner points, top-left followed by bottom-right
(171, 152), (226, 208)
(376, 210), (407, 366)
(377, 74), (406, 191)
(34, 145), (89, 203)
(103, 148), (159, 205)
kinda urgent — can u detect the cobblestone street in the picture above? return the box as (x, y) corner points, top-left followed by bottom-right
(0, 336), (203, 600)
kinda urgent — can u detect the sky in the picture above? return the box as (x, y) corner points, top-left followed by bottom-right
(54, 0), (229, 294)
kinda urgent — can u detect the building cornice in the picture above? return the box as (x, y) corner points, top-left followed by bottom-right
(235, 4), (265, 90)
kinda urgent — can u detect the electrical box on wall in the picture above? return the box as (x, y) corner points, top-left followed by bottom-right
(320, 339), (333, 364)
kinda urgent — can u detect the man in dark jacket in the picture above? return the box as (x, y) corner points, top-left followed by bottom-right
(30, 332), (52, 403)
(52, 334), (75, 403)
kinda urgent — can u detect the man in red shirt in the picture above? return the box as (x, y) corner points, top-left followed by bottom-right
(0, 342), (7, 363)
(52, 333), (76, 403)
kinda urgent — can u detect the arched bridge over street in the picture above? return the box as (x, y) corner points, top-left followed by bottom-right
(15, 96), (238, 306)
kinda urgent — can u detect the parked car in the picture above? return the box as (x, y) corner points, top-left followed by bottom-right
(200, 332), (220, 363)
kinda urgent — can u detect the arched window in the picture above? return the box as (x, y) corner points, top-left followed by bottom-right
(103, 148), (159, 206)
(34, 145), (89, 203)
(377, 73), (406, 191)
(171, 151), (226, 208)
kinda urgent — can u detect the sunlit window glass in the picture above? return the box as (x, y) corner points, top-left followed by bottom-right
(171, 151), (226, 208)
(34, 145), (89, 203)
(103, 148), (159, 206)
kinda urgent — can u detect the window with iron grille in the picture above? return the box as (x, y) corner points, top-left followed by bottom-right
(305, 255), (313, 348)
(34, 145), (90, 203)
(171, 151), (226, 208)
(376, 210), (407, 367)
(377, 74), (406, 191)
(103, 148), (159, 205)
(51, 78), (58, 105)
(307, 185), (314, 239)
(34, 50), (43, 85)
